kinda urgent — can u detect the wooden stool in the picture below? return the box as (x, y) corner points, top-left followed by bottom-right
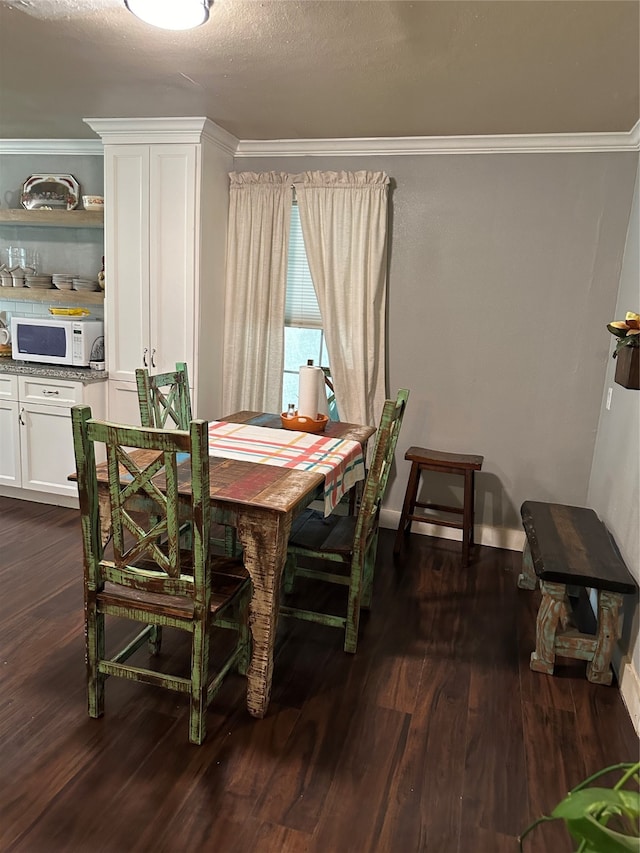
(393, 446), (484, 566)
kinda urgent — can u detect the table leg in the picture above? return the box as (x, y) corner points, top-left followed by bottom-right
(236, 508), (292, 718)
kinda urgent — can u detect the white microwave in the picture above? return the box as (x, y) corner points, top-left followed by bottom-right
(10, 316), (104, 367)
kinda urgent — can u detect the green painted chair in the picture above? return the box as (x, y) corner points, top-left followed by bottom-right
(71, 406), (251, 745)
(136, 362), (237, 557)
(135, 362), (192, 430)
(281, 388), (409, 653)
(320, 367), (339, 421)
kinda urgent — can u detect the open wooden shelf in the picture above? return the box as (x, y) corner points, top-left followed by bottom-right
(0, 209), (104, 229)
(0, 287), (104, 306)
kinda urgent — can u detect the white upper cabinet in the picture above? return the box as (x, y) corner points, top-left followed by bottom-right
(87, 117), (236, 420)
(104, 143), (196, 381)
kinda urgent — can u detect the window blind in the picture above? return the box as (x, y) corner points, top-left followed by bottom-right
(285, 204), (323, 329)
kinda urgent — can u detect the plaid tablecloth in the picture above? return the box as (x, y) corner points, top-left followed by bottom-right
(208, 420), (365, 516)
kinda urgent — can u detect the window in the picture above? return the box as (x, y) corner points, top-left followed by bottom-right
(282, 204), (335, 416)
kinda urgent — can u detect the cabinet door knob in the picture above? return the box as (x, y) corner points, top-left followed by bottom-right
(19, 407), (25, 426)
(151, 348), (156, 369)
(42, 389), (60, 395)
(143, 347), (148, 367)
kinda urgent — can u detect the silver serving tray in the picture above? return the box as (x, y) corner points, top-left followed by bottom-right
(21, 174), (80, 211)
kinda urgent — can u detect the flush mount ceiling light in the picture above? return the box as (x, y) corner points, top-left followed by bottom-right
(125, 0), (212, 30)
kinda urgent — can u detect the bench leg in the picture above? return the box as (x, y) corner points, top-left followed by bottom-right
(586, 590), (622, 686)
(530, 581), (567, 675)
(518, 540), (537, 590)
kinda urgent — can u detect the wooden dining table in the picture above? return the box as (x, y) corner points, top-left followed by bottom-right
(87, 410), (375, 718)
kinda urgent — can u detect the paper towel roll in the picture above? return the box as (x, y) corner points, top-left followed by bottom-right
(298, 365), (323, 418)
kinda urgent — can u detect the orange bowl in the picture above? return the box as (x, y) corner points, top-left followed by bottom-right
(280, 412), (328, 433)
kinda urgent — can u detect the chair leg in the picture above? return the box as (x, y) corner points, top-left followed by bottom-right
(189, 617), (210, 745)
(361, 530), (379, 610)
(86, 601), (105, 718)
(344, 558), (364, 654)
(225, 526), (238, 558)
(283, 552), (297, 594)
(393, 462), (421, 555)
(148, 625), (163, 654)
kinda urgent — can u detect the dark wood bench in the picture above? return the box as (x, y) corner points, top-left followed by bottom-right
(518, 501), (637, 685)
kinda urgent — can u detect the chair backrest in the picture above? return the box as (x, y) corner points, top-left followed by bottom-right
(72, 405), (210, 599)
(320, 366), (339, 421)
(135, 362), (192, 429)
(378, 388), (409, 499)
(354, 388), (410, 548)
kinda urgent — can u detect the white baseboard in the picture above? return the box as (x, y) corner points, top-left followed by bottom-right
(379, 507), (525, 552)
(0, 486), (78, 509)
(614, 653), (640, 736)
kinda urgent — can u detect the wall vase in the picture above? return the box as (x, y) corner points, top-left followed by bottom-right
(614, 346), (640, 390)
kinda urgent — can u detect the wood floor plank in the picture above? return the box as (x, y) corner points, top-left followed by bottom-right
(256, 642), (379, 833)
(248, 821), (313, 852)
(0, 498), (637, 853)
(374, 657), (470, 852)
(460, 557), (529, 839)
(309, 702), (410, 852)
(521, 700), (589, 853)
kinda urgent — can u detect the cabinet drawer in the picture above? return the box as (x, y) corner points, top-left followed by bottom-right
(18, 376), (82, 406)
(0, 374), (18, 401)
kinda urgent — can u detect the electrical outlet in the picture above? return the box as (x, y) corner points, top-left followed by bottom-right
(606, 387), (613, 411)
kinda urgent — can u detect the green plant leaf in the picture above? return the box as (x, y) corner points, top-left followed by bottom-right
(562, 815), (640, 852)
(520, 764), (640, 851)
(553, 789), (640, 822)
(615, 334), (640, 350)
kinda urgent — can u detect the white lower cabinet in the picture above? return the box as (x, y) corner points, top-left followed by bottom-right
(107, 379), (143, 427)
(0, 397), (20, 487)
(0, 373), (106, 506)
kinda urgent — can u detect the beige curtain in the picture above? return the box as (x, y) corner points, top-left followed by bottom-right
(293, 171), (390, 428)
(222, 172), (292, 414)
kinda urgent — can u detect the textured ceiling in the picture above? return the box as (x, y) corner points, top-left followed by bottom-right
(0, 0), (638, 141)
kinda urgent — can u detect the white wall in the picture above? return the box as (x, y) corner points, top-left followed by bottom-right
(588, 156), (640, 730)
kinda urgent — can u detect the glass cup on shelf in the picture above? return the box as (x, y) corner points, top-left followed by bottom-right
(6, 247), (39, 273)
(7, 246), (26, 270)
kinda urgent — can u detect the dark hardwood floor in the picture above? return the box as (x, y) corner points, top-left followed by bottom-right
(1, 496), (637, 852)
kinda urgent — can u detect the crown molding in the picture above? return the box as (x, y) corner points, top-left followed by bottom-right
(235, 121), (640, 157)
(83, 117), (238, 156)
(1, 120), (637, 158)
(0, 139), (103, 156)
